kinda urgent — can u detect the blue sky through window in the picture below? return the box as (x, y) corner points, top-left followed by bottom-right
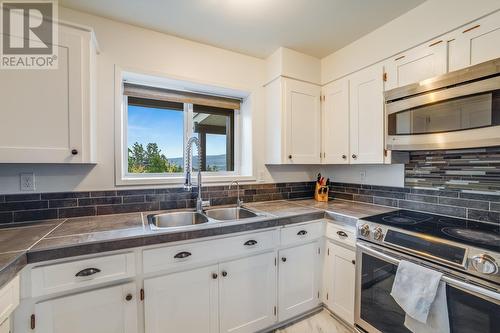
(127, 105), (227, 159)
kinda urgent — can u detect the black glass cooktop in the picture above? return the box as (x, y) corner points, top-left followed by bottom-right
(363, 210), (500, 253)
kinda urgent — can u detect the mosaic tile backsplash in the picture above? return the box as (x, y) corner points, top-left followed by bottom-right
(0, 182), (315, 224)
(328, 182), (500, 224)
(405, 147), (500, 194)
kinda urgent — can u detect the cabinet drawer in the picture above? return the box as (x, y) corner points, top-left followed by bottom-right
(0, 276), (19, 325)
(280, 220), (324, 246)
(31, 253), (135, 297)
(144, 230), (279, 274)
(143, 238), (220, 274)
(326, 223), (355, 248)
(218, 230), (279, 260)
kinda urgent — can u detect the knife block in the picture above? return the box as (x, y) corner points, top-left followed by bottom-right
(314, 183), (329, 202)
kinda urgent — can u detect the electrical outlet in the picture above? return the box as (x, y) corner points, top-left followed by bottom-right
(20, 173), (35, 191)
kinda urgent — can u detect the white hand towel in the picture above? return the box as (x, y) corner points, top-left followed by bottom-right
(404, 281), (450, 333)
(390, 260), (442, 323)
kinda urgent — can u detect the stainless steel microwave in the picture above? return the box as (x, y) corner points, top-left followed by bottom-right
(385, 58), (500, 151)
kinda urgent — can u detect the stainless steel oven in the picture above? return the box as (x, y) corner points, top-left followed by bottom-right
(385, 58), (500, 151)
(355, 241), (500, 333)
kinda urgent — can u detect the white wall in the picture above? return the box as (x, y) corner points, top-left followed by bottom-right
(322, 0), (500, 83)
(0, 7), (317, 194)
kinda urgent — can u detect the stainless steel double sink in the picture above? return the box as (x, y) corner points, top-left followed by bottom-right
(148, 207), (262, 230)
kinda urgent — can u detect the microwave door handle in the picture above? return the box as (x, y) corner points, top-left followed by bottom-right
(357, 243), (500, 303)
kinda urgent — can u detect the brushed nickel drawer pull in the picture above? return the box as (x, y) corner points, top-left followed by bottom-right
(75, 268), (101, 277)
(463, 24), (480, 33)
(174, 251), (192, 259)
(428, 40), (443, 47)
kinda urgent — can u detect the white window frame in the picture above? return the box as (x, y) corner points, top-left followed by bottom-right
(114, 67), (254, 186)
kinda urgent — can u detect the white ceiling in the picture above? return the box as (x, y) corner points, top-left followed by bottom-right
(60, 0), (427, 59)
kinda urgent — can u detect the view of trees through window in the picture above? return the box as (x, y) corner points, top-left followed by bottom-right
(127, 100), (234, 174)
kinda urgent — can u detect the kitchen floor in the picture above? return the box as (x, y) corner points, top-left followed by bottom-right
(274, 310), (354, 333)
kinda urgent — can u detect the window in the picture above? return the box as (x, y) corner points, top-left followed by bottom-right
(192, 105), (234, 172)
(121, 82), (240, 182)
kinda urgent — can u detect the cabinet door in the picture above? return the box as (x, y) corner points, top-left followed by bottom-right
(384, 39), (447, 91)
(0, 25), (93, 163)
(349, 65), (384, 164)
(219, 252), (277, 333)
(278, 242), (320, 321)
(449, 11), (500, 71)
(284, 79), (321, 164)
(34, 282), (138, 333)
(325, 243), (356, 325)
(322, 79), (350, 164)
(144, 265), (219, 333)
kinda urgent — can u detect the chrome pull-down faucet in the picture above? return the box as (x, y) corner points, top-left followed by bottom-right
(229, 180), (243, 207)
(184, 137), (209, 212)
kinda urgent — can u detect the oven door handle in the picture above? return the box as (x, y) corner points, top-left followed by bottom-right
(357, 242), (500, 302)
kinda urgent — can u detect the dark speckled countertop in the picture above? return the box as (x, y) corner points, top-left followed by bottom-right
(0, 199), (395, 288)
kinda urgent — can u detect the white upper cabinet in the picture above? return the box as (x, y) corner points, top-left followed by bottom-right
(265, 77), (321, 164)
(278, 242), (320, 321)
(448, 10), (500, 71)
(384, 38), (448, 91)
(0, 23), (97, 163)
(33, 282), (138, 333)
(349, 64), (385, 164)
(321, 79), (350, 164)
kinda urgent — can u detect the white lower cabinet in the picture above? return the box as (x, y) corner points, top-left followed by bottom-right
(324, 242), (356, 325)
(219, 252), (277, 333)
(144, 265), (219, 333)
(278, 242), (320, 321)
(144, 251), (277, 333)
(33, 282), (138, 333)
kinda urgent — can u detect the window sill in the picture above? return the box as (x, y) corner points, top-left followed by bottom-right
(116, 174), (257, 186)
